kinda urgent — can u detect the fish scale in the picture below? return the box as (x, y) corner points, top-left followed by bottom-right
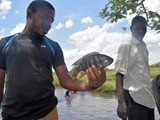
(70, 52), (114, 77)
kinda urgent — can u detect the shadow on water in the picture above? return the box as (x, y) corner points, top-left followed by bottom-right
(0, 88), (159, 120)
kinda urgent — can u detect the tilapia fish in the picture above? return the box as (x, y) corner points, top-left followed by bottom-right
(69, 52), (113, 77)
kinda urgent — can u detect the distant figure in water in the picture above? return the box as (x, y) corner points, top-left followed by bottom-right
(65, 90), (76, 97)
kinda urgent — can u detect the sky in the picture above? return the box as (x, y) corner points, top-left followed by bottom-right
(0, 0), (160, 70)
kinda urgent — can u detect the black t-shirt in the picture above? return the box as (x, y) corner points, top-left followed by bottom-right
(0, 34), (65, 120)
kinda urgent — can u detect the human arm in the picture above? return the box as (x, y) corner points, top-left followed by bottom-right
(55, 64), (106, 91)
(0, 69), (5, 105)
(0, 38), (7, 105)
(115, 43), (131, 119)
(116, 73), (127, 120)
(51, 41), (106, 90)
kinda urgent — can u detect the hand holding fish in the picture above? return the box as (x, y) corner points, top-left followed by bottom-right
(62, 52), (113, 93)
(86, 64), (106, 89)
(70, 52), (114, 78)
(68, 52), (113, 90)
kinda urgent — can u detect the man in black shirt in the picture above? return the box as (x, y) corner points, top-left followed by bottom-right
(0, 0), (106, 120)
(152, 75), (160, 115)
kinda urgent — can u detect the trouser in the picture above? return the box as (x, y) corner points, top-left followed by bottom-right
(123, 89), (155, 120)
(39, 107), (58, 120)
(152, 75), (160, 114)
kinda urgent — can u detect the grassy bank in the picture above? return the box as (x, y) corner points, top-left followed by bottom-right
(53, 62), (160, 93)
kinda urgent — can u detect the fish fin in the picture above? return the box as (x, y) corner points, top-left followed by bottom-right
(72, 52), (99, 65)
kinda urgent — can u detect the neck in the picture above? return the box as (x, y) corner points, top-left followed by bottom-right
(21, 27), (42, 38)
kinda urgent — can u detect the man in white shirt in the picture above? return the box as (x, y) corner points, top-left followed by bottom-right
(115, 16), (155, 120)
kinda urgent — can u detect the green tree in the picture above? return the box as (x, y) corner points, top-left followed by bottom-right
(99, 0), (160, 32)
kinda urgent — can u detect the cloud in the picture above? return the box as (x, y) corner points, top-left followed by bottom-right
(144, 31), (160, 65)
(144, 0), (160, 12)
(1, 16), (5, 19)
(81, 16), (94, 24)
(10, 23), (25, 35)
(0, 0), (12, 17)
(55, 22), (64, 30)
(0, 28), (6, 39)
(65, 19), (74, 28)
(47, 22), (64, 36)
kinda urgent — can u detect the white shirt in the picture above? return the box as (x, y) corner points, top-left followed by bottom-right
(115, 36), (155, 108)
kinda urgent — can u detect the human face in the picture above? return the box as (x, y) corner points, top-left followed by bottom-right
(30, 6), (55, 37)
(131, 21), (147, 41)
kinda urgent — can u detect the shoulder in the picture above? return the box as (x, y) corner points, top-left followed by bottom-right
(44, 36), (59, 45)
(0, 35), (15, 47)
(43, 36), (63, 55)
(118, 41), (131, 52)
(0, 35), (13, 42)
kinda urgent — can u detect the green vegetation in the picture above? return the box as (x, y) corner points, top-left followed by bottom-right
(99, 0), (160, 33)
(53, 62), (160, 93)
(150, 62), (160, 79)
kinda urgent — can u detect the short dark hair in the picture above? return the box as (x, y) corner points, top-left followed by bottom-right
(131, 16), (147, 26)
(27, 0), (55, 13)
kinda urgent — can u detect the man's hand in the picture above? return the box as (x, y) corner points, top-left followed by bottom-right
(117, 102), (127, 120)
(86, 65), (106, 90)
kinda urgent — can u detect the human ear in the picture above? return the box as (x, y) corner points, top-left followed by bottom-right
(27, 9), (33, 20)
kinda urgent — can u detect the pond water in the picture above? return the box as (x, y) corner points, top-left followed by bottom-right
(56, 88), (159, 120)
(0, 88), (159, 120)
(56, 88), (118, 120)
